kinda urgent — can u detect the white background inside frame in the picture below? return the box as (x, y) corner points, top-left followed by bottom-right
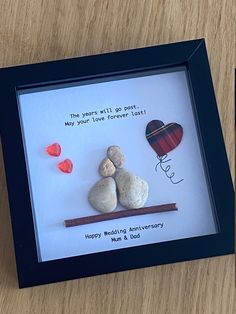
(18, 69), (217, 262)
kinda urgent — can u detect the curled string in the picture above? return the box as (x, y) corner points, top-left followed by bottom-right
(155, 154), (184, 185)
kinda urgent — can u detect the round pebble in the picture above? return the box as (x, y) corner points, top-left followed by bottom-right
(115, 170), (149, 209)
(98, 157), (116, 177)
(107, 145), (125, 168)
(88, 177), (117, 213)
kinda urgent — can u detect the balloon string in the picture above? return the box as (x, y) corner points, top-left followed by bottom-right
(155, 154), (184, 185)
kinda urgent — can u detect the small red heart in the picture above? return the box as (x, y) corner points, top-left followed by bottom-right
(46, 143), (61, 157)
(58, 159), (73, 173)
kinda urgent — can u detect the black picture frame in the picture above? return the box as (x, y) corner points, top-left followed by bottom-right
(0, 39), (234, 288)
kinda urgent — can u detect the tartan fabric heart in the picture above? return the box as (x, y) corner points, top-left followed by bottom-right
(146, 120), (183, 157)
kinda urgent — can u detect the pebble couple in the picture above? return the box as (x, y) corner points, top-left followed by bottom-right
(88, 146), (149, 213)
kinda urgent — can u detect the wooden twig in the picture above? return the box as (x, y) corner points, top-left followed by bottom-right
(64, 203), (177, 227)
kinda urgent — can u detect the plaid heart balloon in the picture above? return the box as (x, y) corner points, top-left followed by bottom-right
(146, 120), (183, 157)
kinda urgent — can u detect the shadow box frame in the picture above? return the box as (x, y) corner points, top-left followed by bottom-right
(0, 39), (234, 288)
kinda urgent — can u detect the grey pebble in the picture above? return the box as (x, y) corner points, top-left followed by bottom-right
(115, 170), (149, 209)
(107, 145), (125, 168)
(98, 157), (116, 177)
(88, 177), (117, 213)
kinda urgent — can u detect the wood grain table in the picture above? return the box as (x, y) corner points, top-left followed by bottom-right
(0, 1), (235, 313)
